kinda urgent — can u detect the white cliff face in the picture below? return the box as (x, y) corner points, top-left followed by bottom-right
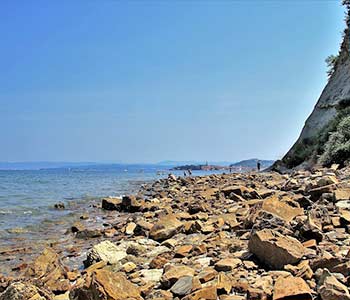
(279, 23), (350, 169)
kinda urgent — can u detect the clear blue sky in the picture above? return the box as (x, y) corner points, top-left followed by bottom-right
(0, 0), (345, 163)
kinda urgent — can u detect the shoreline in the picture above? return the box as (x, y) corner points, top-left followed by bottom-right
(2, 167), (350, 299)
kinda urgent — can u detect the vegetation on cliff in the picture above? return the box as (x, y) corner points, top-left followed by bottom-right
(276, 1), (350, 170)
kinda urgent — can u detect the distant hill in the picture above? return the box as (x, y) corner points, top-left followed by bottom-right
(157, 160), (234, 166)
(0, 162), (99, 170)
(230, 159), (274, 169)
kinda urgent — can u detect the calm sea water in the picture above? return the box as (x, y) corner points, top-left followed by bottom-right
(0, 164), (224, 235)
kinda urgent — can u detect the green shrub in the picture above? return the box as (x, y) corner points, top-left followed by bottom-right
(319, 116), (350, 166)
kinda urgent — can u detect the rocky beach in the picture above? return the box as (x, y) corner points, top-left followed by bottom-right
(2, 166), (350, 299)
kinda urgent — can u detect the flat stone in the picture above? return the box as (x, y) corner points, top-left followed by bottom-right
(262, 196), (303, 222)
(248, 229), (305, 269)
(149, 215), (183, 241)
(170, 276), (193, 296)
(215, 258), (241, 272)
(161, 265), (195, 288)
(273, 276), (312, 300)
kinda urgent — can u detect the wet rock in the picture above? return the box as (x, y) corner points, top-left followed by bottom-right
(248, 229), (305, 269)
(76, 229), (102, 239)
(54, 202), (65, 210)
(149, 215), (183, 241)
(121, 195), (142, 212)
(273, 276), (312, 300)
(84, 241), (127, 267)
(101, 197), (122, 210)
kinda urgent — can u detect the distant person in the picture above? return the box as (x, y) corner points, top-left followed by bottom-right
(257, 160), (261, 172)
(184, 171), (187, 177)
(188, 169), (192, 176)
(229, 167), (232, 173)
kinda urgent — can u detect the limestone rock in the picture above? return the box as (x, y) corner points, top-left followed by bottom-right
(84, 241), (127, 267)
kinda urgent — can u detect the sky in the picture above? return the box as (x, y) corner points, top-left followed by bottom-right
(0, 0), (346, 163)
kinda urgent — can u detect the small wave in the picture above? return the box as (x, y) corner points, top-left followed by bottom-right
(0, 210), (13, 214)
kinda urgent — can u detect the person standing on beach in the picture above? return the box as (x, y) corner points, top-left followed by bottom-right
(257, 160), (261, 172)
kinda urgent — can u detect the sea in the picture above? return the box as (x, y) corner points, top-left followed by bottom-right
(0, 164), (226, 246)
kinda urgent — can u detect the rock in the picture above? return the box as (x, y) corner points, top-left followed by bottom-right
(182, 286), (217, 300)
(273, 276), (312, 300)
(122, 262), (137, 273)
(84, 241), (127, 267)
(125, 222), (137, 235)
(0, 282), (53, 300)
(248, 229), (305, 269)
(54, 202), (65, 210)
(161, 265), (195, 288)
(284, 260), (313, 280)
(76, 229), (102, 239)
(121, 195), (142, 212)
(318, 269), (350, 300)
(215, 258), (241, 272)
(262, 196), (303, 222)
(71, 221), (85, 233)
(101, 197), (122, 210)
(217, 272), (232, 294)
(334, 188), (350, 201)
(149, 215), (183, 241)
(70, 269), (142, 300)
(175, 245), (193, 257)
(170, 276), (193, 296)
(25, 248), (69, 293)
(139, 269), (163, 283)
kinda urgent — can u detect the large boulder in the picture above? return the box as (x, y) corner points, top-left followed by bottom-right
(84, 241), (127, 267)
(149, 215), (183, 241)
(248, 229), (305, 269)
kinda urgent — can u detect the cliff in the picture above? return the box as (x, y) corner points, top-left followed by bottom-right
(274, 1), (350, 171)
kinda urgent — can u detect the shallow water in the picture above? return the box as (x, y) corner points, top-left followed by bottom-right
(0, 164), (225, 237)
